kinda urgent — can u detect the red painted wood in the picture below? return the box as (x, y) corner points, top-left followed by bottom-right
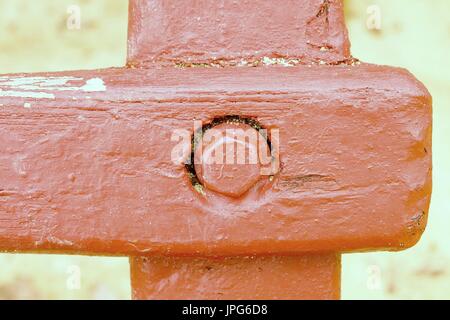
(127, 0), (351, 67)
(131, 254), (341, 300)
(0, 0), (432, 300)
(0, 65), (431, 256)
(193, 122), (272, 198)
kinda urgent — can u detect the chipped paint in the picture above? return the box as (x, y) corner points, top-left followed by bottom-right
(261, 56), (300, 67)
(175, 57), (305, 68)
(0, 76), (107, 100)
(0, 89), (55, 99)
(80, 78), (106, 92)
(0, 76), (82, 90)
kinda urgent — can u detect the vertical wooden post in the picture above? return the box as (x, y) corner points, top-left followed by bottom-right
(131, 255), (341, 300)
(127, 0), (350, 300)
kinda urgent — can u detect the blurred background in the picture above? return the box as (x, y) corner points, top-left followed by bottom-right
(0, 0), (448, 299)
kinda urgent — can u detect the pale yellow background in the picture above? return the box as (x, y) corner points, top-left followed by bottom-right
(0, 0), (448, 299)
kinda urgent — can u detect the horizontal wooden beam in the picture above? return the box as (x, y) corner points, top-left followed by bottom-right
(0, 64), (431, 256)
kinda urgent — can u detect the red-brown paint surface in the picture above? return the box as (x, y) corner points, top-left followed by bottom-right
(0, 0), (432, 300)
(131, 254), (341, 300)
(127, 0), (350, 67)
(0, 65), (432, 256)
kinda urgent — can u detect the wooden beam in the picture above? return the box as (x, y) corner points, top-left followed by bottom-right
(0, 65), (431, 256)
(127, 0), (351, 67)
(131, 254), (341, 300)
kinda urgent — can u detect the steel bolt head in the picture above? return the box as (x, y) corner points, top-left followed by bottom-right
(194, 122), (270, 198)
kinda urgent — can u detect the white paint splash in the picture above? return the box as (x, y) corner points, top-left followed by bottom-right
(0, 89), (55, 99)
(0, 76), (107, 100)
(80, 78), (106, 92)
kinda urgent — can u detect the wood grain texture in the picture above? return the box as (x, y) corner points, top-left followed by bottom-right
(127, 0), (351, 67)
(0, 64), (431, 256)
(131, 254), (341, 300)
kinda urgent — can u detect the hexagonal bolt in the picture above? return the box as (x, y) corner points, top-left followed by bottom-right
(194, 122), (271, 198)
